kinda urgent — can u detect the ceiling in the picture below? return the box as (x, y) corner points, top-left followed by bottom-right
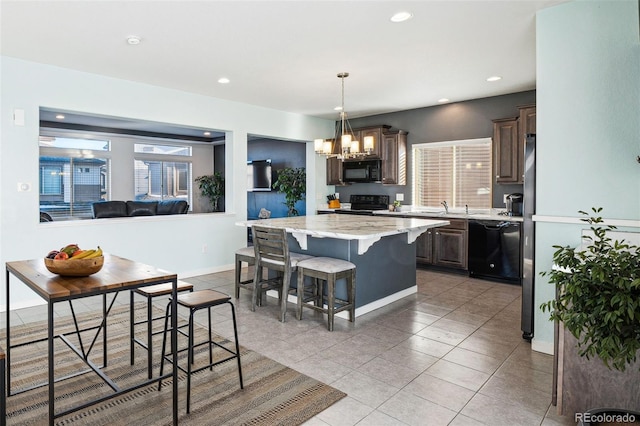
(1, 0), (567, 125)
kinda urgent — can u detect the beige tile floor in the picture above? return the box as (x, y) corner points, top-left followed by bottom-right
(6, 268), (577, 425)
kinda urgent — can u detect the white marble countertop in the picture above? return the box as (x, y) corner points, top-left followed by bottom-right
(317, 207), (524, 222)
(236, 214), (449, 254)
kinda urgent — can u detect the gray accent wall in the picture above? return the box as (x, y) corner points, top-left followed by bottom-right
(336, 90), (536, 208)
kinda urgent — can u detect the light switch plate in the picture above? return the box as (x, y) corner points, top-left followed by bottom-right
(503, 194), (508, 204)
(13, 109), (25, 126)
(396, 193), (404, 201)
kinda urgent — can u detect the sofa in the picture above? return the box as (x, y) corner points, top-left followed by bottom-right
(92, 200), (189, 219)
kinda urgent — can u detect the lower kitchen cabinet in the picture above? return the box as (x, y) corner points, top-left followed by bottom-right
(416, 228), (433, 264)
(417, 218), (468, 270)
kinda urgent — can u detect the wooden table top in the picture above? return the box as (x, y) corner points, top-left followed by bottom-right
(6, 253), (177, 301)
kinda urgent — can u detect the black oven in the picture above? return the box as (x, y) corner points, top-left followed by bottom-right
(342, 159), (382, 183)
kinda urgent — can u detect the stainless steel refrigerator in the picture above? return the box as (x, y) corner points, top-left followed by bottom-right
(521, 133), (536, 341)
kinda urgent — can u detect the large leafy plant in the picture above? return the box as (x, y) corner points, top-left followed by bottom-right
(195, 172), (224, 211)
(541, 208), (640, 371)
(272, 167), (306, 216)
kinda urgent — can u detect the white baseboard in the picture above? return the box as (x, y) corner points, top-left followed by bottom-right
(268, 285), (418, 319)
(179, 263), (234, 278)
(532, 338), (554, 355)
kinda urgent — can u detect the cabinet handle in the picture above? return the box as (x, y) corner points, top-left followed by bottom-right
(496, 175), (500, 178)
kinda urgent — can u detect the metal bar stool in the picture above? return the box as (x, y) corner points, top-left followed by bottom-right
(296, 257), (356, 331)
(0, 345), (5, 424)
(158, 289), (243, 413)
(130, 280), (194, 378)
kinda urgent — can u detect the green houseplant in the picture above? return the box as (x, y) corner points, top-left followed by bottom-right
(541, 208), (640, 372)
(272, 167), (306, 216)
(195, 172), (224, 212)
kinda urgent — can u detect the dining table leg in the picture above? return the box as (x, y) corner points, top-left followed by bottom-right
(103, 294), (108, 365)
(171, 277), (178, 425)
(48, 301), (55, 425)
(5, 268), (10, 397)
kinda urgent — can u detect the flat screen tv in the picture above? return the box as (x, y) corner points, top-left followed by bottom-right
(247, 159), (272, 192)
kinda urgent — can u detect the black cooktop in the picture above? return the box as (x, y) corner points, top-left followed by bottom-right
(348, 194), (390, 211)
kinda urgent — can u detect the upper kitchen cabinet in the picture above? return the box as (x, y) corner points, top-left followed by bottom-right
(517, 104), (536, 183)
(381, 130), (408, 185)
(326, 155), (344, 185)
(327, 125), (390, 158)
(357, 125), (390, 159)
(493, 105), (537, 185)
(493, 117), (520, 183)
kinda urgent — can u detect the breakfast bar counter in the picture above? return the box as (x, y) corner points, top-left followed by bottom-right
(237, 214), (448, 315)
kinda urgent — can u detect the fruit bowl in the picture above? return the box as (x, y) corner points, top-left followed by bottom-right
(44, 256), (104, 277)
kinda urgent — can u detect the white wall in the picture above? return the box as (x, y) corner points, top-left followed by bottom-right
(0, 56), (334, 310)
(533, 0), (640, 353)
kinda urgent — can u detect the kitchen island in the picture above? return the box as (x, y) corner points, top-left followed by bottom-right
(236, 214), (448, 316)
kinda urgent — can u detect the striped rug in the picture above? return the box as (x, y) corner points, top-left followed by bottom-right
(2, 303), (346, 425)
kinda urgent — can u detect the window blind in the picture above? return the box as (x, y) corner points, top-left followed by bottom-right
(412, 138), (491, 209)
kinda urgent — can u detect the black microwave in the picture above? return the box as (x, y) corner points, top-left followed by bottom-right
(343, 159), (382, 183)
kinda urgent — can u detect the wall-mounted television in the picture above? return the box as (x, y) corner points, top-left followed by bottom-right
(247, 159), (272, 192)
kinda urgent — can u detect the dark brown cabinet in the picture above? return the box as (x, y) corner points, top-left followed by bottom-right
(416, 228), (433, 264)
(325, 125), (407, 186)
(355, 125), (388, 159)
(329, 125), (390, 158)
(492, 117), (519, 184)
(493, 105), (536, 185)
(416, 218), (468, 270)
(326, 156), (344, 185)
(381, 130), (407, 185)
(517, 104), (536, 183)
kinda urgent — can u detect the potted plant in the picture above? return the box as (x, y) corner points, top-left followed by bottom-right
(195, 172), (224, 212)
(272, 167), (306, 216)
(540, 208), (640, 423)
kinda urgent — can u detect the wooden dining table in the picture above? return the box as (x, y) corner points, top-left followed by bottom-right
(4, 253), (179, 425)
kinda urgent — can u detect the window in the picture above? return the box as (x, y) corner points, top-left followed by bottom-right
(39, 136), (110, 220)
(134, 143), (191, 156)
(134, 141), (192, 201)
(134, 160), (190, 201)
(39, 118), (212, 221)
(40, 165), (62, 195)
(412, 138), (492, 209)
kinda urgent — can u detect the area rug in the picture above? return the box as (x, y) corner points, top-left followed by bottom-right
(2, 303), (346, 425)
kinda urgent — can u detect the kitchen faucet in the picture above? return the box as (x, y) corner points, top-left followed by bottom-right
(441, 201), (449, 214)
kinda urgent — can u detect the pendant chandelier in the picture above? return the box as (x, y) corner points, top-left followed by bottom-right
(314, 72), (374, 159)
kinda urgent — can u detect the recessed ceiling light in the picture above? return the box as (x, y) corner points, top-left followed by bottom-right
(334, 106), (343, 111)
(486, 76), (502, 82)
(218, 77), (230, 84)
(390, 11), (413, 23)
(438, 98), (450, 103)
(203, 131), (211, 136)
(55, 114), (65, 120)
(126, 36), (141, 45)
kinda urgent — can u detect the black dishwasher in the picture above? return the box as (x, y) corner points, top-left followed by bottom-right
(468, 220), (521, 284)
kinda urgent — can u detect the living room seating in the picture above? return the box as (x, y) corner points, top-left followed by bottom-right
(91, 199), (189, 218)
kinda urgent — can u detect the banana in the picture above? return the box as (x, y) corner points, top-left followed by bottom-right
(70, 249), (95, 260)
(84, 246), (103, 259)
